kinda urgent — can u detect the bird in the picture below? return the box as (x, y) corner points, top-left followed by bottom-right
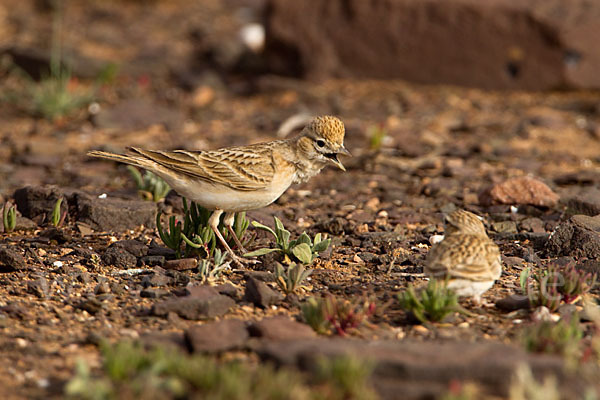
(425, 209), (502, 304)
(88, 115), (350, 266)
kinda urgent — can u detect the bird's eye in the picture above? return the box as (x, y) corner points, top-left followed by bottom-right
(316, 139), (325, 148)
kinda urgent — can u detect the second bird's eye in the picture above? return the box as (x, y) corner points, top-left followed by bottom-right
(316, 139), (325, 148)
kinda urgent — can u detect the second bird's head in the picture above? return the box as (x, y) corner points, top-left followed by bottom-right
(297, 116), (351, 171)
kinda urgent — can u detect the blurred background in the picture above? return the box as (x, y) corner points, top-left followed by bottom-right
(0, 0), (599, 200)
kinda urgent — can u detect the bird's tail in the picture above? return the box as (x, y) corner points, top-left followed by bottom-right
(87, 150), (156, 170)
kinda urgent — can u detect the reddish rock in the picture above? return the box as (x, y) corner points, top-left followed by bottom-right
(185, 319), (249, 353)
(164, 258), (198, 271)
(249, 316), (316, 341)
(479, 177), (559, 207)
(547, 215), (600, 259)
(265, 0), (600, 90)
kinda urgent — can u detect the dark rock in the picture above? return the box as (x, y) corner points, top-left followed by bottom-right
(77, 298), (103, 314)
(491, 221), (517, 234)
(39, 227), (72, 244)
(249, 316), (316, 340)
(152, 286), (235, 320)
(142, 271), (173, 288)
(71, 192), (156, 232)
(257, 339), (580, 399)
(214, 283), (243, 299)
(0, 247), (27, 272)
(138, 255), (166, 267)
(242, 270), (276, 282)
(547, 215), (600, 258)
(575, 258), (600, 276)
(0, 303), (30, 320)
(495, 295), (531, 312)
(27, 278), (49, 298)
(112, 240), (149, 257)
(94, 281), (111, 295)
(140, 288), (169, 298)
(244, 277), (283, 308)
(316, 216), (351, 235)
(479, 177), (559, 207)
(265, 0), (600, 91)
(185, 319), (249, 353)
(164, 258), (198, 271)
(102, 246), (137, 269)
(93, 98), (185, 132)
(565, 188), (600, 217)
(500, 256), (525, 268)
(519, 218), (546, 233)
(110, 282), (125, 295)
(13, 186), (66, 223)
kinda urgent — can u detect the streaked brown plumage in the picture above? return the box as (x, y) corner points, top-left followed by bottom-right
(88, 116), (350, 265)
(425, 210), (502, 302)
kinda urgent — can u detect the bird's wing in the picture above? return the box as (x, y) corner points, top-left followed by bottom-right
(425, 235), (502, 282)
(129, 145), (276, 191)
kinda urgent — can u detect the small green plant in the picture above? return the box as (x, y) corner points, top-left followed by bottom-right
(127, 166), (171, 202)
(156, 198), (250, 259)
(197, 249), (230, 282)
(274, 262), (312, 294)
(397, 279), (460, 323)
(245, 216), (330, 264)
(2, 202), (16, 233)
(521, 261), (596, 312)
(302, 295), (376, 336)
(51, 197), (66, 227)
(301, 297), (331, 335)
(314, 356), (377, 400)
(521, 315), (583, 358)
(509, 364), (560, 400)
(368, 123), (388, 151)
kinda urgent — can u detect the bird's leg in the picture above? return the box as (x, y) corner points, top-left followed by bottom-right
(224, 212), (247, 253)
(209, 210), (255, 267)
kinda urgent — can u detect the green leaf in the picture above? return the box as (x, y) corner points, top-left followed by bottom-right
(314, 233), (322, 244)
(181, 232), (205, 248)
(313, 238), (331, 253)
(274, 216), (285, 232)
(519, 268), (530, 292)
(251, 221), (276, 237)
(296, 232), (312, 246)
(279, 229), (291, 249)
(244, 248), (280, 257)
(292, 243), (314, 264)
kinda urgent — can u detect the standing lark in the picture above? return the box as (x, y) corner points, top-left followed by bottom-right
(425, 209), (502, 303)
(88, 116), (350, 265)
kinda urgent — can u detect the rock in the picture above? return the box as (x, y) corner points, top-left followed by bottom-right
(94, 281), (111, 295)
(140, 288), (169, 299)
(141, 271), (173, 288)
(491, 221), (517, 234)
(519, 218), (546, 233)
(39, 227), (72, 244)
(112, 240), (149, 257)
(265, 0), (600, 90)
(214, 283), (243, 299)
(152, 286), (235, 320)
(185, 319), (249, 353)
(249, 316), (316, 341)
(76, 298), (103, 314)
(164, 258), (198, 271)
(547, 215), (600, 258)
(257, 339), (580, 399)
(13, 186), (67, 223)
(479, 177), (559, 207)
(27, 278), (49, 298)
(102, 246), (138, 269)
(0, 247), (27, 272)
(138, 255), (166, 267)
(71, 192), (156, 232)
(93, 98), (185, 132)
(565, 188), (600, 217)
(495, 295), (531, 312)
(244, 277), (283, 308)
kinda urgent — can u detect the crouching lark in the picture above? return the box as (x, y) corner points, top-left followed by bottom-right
(425, 209), (502, 304)
(88, 116), (350, 265)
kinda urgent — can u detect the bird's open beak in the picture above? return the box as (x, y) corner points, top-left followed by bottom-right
(327, 146), (351, 171)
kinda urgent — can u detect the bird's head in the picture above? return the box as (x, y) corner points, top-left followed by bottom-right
(297, 116), (351, 171)
(444, 209), (487, 236)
